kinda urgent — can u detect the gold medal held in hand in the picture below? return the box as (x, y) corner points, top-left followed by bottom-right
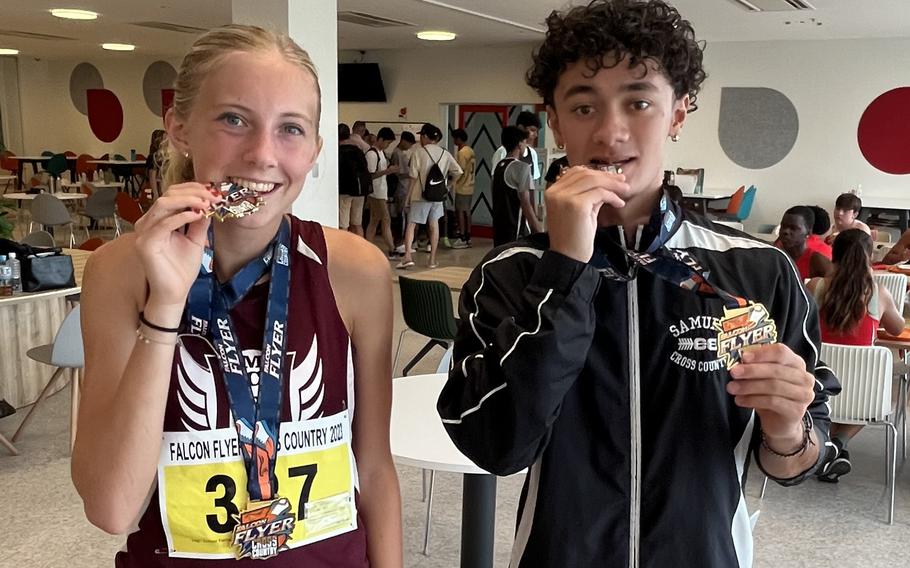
(204, 181), (265, 221)
(715, 302), (778, 370)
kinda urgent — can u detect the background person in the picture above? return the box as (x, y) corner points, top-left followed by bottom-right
(807, 229), (904, 482)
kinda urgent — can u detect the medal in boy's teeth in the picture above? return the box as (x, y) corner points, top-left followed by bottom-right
(204, 181), (265, 221)
(557, 163), (622, 181)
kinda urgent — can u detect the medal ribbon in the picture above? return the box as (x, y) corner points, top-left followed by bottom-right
(184, 217), (292, 501)
(592, 191), (748, 310)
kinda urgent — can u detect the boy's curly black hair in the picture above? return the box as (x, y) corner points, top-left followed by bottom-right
(527, 0), (707, 112)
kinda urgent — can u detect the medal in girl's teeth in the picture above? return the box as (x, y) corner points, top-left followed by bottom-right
(204, 181), (265, 221)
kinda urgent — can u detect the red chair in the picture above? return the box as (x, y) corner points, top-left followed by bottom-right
(0, 150), (17, 174)
(115, 192), (144, 226)
(75, 154), (95, 177)
(78, 237), (104, 251)
(63, 150), (77, 158)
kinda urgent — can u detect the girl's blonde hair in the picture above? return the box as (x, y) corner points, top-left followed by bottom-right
(160, 24), (321, 189)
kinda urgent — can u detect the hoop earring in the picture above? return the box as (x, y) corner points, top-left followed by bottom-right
(557, 143), (565, 150)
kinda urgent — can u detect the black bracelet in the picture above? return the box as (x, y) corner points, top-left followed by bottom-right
(139, 311), (181, 334)
(760, 412), (814, 458)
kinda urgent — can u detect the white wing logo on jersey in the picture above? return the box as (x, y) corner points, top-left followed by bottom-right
(176, 338), (219, 431)
(289, 334), (325, 422)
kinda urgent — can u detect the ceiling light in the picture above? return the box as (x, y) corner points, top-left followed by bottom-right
(102, 43), (135, 51)
(416, 30), (457, 41)
(0, 48), (19, 55)
(50, 8), (99, 20)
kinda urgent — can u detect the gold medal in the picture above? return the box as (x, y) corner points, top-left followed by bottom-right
(715, 302), (778, 370)
(231, 497), (295, 560)
(205, 182), (265, 222)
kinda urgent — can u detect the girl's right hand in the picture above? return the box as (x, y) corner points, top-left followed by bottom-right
(133, 182), (221, 307)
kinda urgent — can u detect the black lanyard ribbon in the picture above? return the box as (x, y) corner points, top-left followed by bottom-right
(592, 192), (747, 310)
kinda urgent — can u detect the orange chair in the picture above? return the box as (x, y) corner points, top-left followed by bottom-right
(78, 237), (104, 251)
(80, 182), (94, 196)
(63, 150), (77, 158)
(115, 192), (144, 226)
(708, 185), (745, 215)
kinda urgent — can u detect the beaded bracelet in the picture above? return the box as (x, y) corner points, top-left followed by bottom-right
(139, 311), (181, 333)
(760, 412), (814, 458)
(136, 327), (177, 346)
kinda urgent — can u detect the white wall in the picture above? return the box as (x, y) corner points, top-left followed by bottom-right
(666, 37), (910, 230)
(339, 44), (539, 126)
(16, 55), (178, 157)
(341, 38), (910, 229)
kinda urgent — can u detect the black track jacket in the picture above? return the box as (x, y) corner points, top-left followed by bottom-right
(437, 205), (839, 568)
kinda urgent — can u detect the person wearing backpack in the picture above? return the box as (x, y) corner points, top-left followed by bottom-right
(396, 123), (462, 269)
(338, 123), (372, 237)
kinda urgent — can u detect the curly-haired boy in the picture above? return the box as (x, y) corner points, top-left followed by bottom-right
(439, 1), (837, 566)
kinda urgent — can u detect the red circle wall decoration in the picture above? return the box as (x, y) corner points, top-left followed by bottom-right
(86, 88), (124, 143)
(857, 87), (910, 175)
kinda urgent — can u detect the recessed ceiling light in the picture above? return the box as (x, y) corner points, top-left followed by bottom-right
(102, 43), (135, 51)
(416, 30), (457, 41)
(50, 8), (99, 20)
(0, 48), (19, 55)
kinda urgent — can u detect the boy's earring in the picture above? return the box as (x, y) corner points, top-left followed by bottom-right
(671, 133), (680, 142)
(557, 143), (565, 150)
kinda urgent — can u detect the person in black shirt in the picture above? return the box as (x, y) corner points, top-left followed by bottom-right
(439, 1), (836, 566)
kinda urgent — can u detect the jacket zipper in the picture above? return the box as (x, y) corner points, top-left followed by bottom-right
(625, 227), (642, 568)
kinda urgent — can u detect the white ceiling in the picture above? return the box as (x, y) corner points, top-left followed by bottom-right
(0, 0), (907, 58)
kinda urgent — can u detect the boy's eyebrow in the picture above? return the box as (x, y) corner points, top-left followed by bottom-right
(620, 80), (660, 93)
(561, 79), (660, 99)
(562, 84), (596, 99)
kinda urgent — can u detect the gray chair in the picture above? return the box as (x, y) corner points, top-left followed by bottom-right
(30, 193), (75, 248)
(80, 187), (121, 238)
(12, 305), (84, 451)
(21, 230), (56, 248)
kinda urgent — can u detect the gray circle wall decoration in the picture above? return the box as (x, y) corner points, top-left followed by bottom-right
(143, 60), (177, 117)
(69, 62), (104, 116)
(718, 87), (799, 169)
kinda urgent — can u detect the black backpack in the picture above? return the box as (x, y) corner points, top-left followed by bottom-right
(421, 146), (448, 202)
(338, 144), (372, 197)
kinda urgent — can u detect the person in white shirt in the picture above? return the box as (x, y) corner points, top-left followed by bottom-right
(349, 120), (371, 152)
(397, 123), (463, 269)
(490, 110), (542, 187)
(365, 127), (399, 257)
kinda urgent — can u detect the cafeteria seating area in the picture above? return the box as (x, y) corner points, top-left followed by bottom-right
(2, 1), (910, 566)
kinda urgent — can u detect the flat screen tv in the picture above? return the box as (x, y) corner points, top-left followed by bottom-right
(338, 63), (387, 102)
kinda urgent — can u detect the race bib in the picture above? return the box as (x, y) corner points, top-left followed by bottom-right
(157, 411), (357, 559)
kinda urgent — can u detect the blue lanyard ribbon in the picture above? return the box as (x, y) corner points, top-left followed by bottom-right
(184, 218), (292, 501)
(592, 191), (747, 310)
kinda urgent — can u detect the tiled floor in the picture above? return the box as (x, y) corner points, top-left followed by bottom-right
(2, 234), (910, 567)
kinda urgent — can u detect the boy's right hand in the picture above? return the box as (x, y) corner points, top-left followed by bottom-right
(545, 166), (630, 263)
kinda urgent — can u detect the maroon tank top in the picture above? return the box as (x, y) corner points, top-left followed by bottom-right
(116, 218), (369, 567)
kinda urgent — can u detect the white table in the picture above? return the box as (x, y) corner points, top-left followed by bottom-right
(4, 191), (87, 202)
(680, 191), (733, 214)
(86, 159), (145, 167)
(391, 373), (499, 568)
(59, 180), (124, 191)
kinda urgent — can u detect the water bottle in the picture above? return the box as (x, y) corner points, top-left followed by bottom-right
(0, 255), (12, 297)
(7, 252), (21, 293)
